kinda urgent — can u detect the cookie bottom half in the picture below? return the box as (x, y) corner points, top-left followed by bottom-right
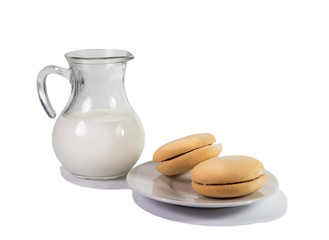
(192, 174), (267, 198)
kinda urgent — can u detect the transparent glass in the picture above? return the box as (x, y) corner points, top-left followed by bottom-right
(37, 49), (145, 179)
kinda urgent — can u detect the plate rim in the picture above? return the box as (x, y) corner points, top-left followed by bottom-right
(127, 161), (279, 208)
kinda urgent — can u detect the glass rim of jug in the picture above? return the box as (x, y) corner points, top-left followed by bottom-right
(65, 49), (134, 64)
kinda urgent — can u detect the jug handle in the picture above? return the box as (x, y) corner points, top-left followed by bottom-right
(37, 65), (70, 118)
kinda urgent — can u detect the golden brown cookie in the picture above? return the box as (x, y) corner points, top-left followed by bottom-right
(153, 133), (222, 176)
(191, 155), (267, 198)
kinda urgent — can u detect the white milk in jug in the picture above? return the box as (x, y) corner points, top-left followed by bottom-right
(52, 109), (144, 178)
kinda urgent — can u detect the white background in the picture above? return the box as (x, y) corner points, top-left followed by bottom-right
(1, 0), (328, 239)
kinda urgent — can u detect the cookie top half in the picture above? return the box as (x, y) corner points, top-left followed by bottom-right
(153, 133), (216, 163)
(191, 155), (265, 184)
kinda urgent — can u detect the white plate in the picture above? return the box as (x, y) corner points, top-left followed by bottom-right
(127, 161), (279, 208)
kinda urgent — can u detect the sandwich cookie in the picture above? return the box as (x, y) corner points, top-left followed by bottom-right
(191, 155), (267, 198)
(153, 133), (222, 176)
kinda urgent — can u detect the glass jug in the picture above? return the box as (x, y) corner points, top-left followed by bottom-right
(37, 49), (145, 180)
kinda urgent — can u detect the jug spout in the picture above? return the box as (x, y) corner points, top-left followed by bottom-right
(65, 49), (134, 64)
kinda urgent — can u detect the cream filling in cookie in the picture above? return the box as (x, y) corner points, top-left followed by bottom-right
(192, 174), (265, 186)
(160, 144), (212, 163)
